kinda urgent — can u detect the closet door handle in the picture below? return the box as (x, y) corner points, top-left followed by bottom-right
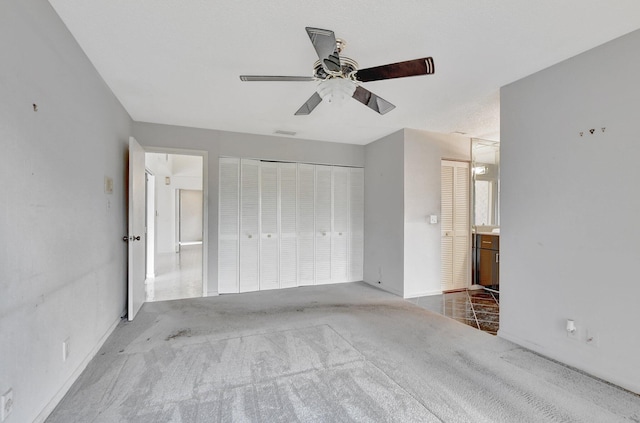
(496, 253), (499, 263)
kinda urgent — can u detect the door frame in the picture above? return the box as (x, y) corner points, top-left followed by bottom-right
(144, 146), (209, 297)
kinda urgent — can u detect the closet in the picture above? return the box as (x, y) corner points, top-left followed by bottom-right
(218, 158), (363, 294)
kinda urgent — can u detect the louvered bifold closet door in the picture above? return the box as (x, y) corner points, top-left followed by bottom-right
(441, 160), (470, 291)
(349, 168), (364, 282)
(260, 161), (279, 290)
(441, 163), (455, 291)
(315, 165), (332, 284)
(331, 167), (349, 283)
(297, 163), (315, 286)
(279, 163), (298, 289)
(240, 159), (260, 293)
(218, 157), (240, 293)
(452, 163), (470, 290)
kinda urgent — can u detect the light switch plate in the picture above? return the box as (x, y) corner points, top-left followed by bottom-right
(104, 176), (113, 194)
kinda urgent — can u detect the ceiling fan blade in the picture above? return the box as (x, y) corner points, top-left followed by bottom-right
(354, 57), (435, 82)
(352, 86), (396, 115)
(305, 27), (341, 73)
(295, 92), (323, 115)
(240, 75), (315, 82)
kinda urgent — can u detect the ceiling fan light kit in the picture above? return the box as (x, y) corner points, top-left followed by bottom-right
(239, 27), (435, 115)
(316, 78), (357, 105)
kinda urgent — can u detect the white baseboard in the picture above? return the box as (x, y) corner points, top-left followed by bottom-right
(34, 314), (122, 423)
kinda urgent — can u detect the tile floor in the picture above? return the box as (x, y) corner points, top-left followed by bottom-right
(145, 244), (203, 302)
(409, 288), (500, 335)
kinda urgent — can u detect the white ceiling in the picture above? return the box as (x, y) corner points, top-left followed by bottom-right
(47, 0), (640, 145)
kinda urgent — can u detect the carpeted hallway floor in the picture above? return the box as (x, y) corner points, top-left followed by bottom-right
(46, 282), (640, 422)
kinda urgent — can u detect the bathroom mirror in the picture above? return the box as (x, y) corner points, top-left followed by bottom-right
(472, 139), (500, 229)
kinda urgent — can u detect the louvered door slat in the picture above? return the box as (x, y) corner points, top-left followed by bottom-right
(298, 163), (315, 285)
(441, 160), (470, 291)
(331, 167), (349, 283)
(453, 163), (470, 289)
(315, 165), (332, 284)
(218, 158), (240, 293)
(260, 162), (279, 290)
(349, 168), (364, 281)
(240, 159), (260, 292)
(279, 163), (298, 289)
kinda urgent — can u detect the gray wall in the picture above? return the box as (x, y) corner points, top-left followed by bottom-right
(403, 129), (470, 297)
(133, 122), (365, 294)
(0, 1), (132, 421)
(363, 129), (471, 298)
(363, 130), (406, 295)
(500, 29), (640, 394)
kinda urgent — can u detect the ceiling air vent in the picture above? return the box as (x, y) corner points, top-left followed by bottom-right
(274, 130), (297, 136)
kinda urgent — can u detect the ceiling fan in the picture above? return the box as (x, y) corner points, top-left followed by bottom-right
(240, 27), (435, 115)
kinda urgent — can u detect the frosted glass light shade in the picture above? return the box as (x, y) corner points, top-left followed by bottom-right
(316, 78), (356, 106)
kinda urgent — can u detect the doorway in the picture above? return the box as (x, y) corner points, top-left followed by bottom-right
(144, 151), (206, 302)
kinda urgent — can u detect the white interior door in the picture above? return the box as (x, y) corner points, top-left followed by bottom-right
(145, 173), (155, 279)
(240, 159), (260, 292)
(441, 160), (470, 291)
(218, 157), (240, 293)
(349, 168), (364, 281)
(315, 165), (332, 284)
(128, 137), (146, 320)
(298, 163), (315, 286)
(260, 161), (279, 290)
(331, 167), (349, 283)
(279, 163), (298, 289)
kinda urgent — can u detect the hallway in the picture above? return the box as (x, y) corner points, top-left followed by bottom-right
(146, 244), (203, 302)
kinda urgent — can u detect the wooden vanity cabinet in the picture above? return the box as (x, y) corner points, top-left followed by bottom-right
(475, 234), (499, 288)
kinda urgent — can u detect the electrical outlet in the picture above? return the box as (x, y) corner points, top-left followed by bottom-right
(63, 338), (70, 361)
(1, 388), (14, 421)
(566, 326), (579, 340)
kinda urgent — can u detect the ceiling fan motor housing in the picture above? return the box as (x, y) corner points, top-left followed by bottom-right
(313, 56), (359, 80)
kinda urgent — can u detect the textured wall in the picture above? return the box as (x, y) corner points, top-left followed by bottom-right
(500, 29), (640, 394)
(0, 1), (132, 421)
(363, 130), (406, 296)
(403, 129), (470, 298)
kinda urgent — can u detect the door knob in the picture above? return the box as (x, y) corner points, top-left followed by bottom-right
(134, 236), (141, 241)
(123, 236), (129, 242)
